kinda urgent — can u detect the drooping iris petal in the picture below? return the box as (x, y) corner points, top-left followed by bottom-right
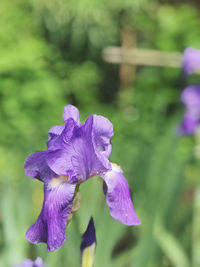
(24, 151), (56, 182)
(102, 164), (141, 226)
(46, 115), (110, 181)
(63, 104), (80, 124)
(80, 217), (96, 267)
(26, 180), (76, 251)
(182, 47), (200, 75)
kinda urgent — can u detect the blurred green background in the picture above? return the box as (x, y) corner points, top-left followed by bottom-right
(1, 0), (200, 266)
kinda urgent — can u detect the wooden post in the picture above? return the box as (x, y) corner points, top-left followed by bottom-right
(119, 26), (136, 110)
(102, 36), (200, 111)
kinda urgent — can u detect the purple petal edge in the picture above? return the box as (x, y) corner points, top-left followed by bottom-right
(63, 104), (80, 124)
(26, 182), (76, 251)
(102, 165), (141, 226)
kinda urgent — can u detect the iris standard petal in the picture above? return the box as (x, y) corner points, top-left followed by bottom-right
(71, 115), (111, 179)
(24, 151), (56, 182)
(26, 180), (76, 251)
(102, 164), (141, 226)
(92, 115), (113, 159)
(47, 118), (75, 150)
(46, 115), (110, 181)
(48, 125), (65, 136)
(63, 104), (80, 124)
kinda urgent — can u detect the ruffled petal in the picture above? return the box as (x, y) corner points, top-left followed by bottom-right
(24, 151), (56, 182)
(46, 115), (110, 181)
(71, 115), (111, 178)
(26, 181), (76, 251)
(47, 125), (65, 148)
(47, 118), (75, 150)
(63, 105), (80, 124)
(92, 115), (113, 159)
(48, 125), (65, 136)
(102, 164), (141, 226)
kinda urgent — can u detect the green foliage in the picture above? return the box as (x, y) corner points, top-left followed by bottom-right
(0, 0), (200, 266)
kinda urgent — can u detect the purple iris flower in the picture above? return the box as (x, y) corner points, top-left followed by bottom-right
(25, 105), (141, 251)
(182, 47), (200, 75)
(12, 257), (44, 267)
(178, 85), (200, 135)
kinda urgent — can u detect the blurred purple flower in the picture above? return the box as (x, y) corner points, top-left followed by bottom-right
(182, 47), (200, 75)
(12, 257), (44, 267)
(178, 85), (200, 135)
(25, 105), (141, 251)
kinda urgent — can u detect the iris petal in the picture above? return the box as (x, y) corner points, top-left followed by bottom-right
(46, 115), (110, 181)
(48, 125), (65, 136)
(63, 104), (80, 124)
(102, 165), (141, 225)
(92, 115), (113, 161)
(24, 151), (56, 182)
(12, 257), (44, 267)
(47, 125), (65, 148)
(26, 181), (76, 251)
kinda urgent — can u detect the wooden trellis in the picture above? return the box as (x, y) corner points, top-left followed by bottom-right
(102, 47), (183, 68)
(102, 27), (200, 110)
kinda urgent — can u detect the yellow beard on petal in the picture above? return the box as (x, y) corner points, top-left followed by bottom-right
(111, 162), (122, 173)
(49, 175), (69, 188)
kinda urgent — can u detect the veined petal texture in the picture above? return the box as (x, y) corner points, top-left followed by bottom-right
(102, 164), (141, 226)
(26, 180), (76, 251)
